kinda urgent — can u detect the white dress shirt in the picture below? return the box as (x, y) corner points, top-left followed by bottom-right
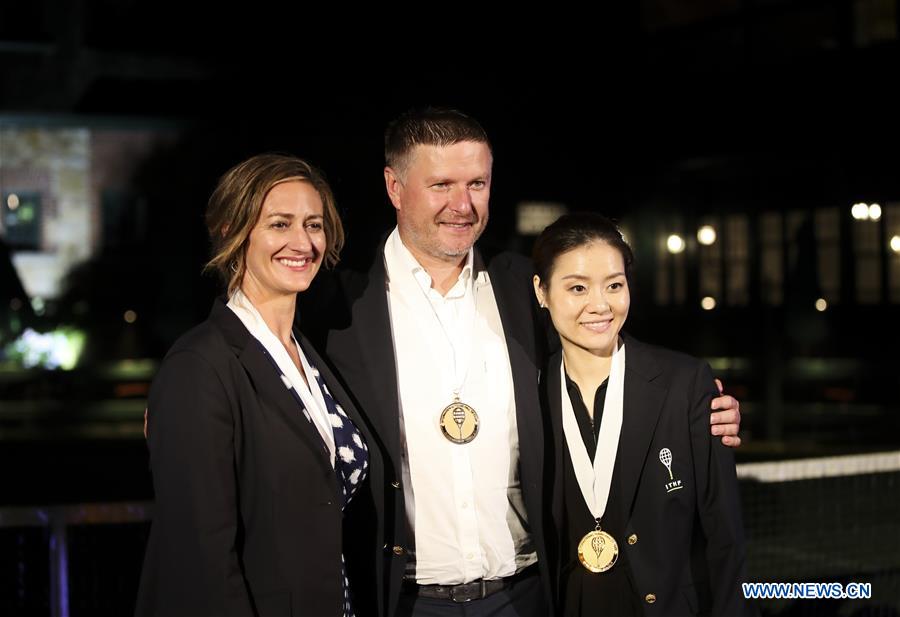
(383, 228), (536, 585)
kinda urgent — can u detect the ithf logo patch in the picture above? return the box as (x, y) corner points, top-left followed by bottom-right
(659, 448), (683, 493)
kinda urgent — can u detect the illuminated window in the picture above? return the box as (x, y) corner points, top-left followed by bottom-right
(815, 207), (841, 304)
(760, 212), (784, 305)
(697, 217), (722, 303)
(854, 207), (882, 304)
(724, 214), (749, 305)
(655, 217), (686, 306)
(887, 202), (900, 303)
(785, 210), (806, 276)
(516, 202), (567, 236)
(2, 191), (42, 250)
(655, 233), (670, 305)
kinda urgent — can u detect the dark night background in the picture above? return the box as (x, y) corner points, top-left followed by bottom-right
(1, 1), (899, 615)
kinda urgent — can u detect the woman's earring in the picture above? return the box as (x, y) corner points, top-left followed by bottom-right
(230, 261), (238, 273)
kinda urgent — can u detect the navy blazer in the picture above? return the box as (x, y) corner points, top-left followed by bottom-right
(298, 246), (554, 617)
(136, 298), (383, 617)
(544, 334), (754, 616)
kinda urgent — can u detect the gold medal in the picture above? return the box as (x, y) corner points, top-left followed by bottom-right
(577, 528), (618, 573)
(439, 397), (479, 444)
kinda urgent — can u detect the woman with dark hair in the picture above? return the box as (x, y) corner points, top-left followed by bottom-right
(136, 154), (381, 617)
(532, 213), (753, 616)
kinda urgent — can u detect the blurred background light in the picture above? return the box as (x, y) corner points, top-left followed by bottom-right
(666, 234), (686, 254)
(5, 328), (87, 370)
(516, 202), (568, 235)
(851, 202), (869, 220)
(697, 225), (717, 246)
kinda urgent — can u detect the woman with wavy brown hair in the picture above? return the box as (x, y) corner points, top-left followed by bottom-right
(136, 154), (381, 617)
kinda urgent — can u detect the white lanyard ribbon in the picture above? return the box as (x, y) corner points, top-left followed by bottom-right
(559, 342), (626, 522)
(384, 232), (478, 398)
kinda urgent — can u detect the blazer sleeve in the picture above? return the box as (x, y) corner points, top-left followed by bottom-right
(142, 350), (252, 617)
(688, 361), (755, 616)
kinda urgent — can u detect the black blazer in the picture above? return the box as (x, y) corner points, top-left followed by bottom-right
(299, 247), (554, 617)
(135, 298), (383, 617)
(545, 334), (753, 617)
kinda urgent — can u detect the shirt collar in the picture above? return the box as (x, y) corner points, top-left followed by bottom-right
(386, 226), (474, 298)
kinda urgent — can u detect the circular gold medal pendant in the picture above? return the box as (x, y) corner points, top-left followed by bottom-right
(578, 529), (618, 573)
(439, 400), (479, 444)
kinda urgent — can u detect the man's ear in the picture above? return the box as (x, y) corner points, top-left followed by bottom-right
(384, 166), (403, 212)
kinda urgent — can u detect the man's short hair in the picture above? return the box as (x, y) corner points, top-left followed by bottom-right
(384, 107), (492, 176)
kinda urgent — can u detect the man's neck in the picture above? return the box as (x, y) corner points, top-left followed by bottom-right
(398, 234), (468, 297)
(426, 260), (467, 296)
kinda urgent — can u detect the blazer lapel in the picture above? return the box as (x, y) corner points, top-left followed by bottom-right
(486, 253), (539, 363)
(209, 299), (334, 477)
(301, 332), (372, 445)
(301, 332), (384, 492)
(617, 335), (667, 517)
(485, 253), (545, 517)
(346, 252), (402, 467)
(546, 351), (566, 529)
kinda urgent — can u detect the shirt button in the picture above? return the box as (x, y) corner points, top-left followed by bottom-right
(628, 534), (638, 545)
(466, 553), (475, 560)
(462, 502), (469, 509)
(392, 546), (405, 556)
(645, 593), (656, 604)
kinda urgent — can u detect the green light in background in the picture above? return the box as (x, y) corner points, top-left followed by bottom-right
(5, 327), (87, 370)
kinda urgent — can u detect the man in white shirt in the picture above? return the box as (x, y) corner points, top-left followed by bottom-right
(299, 108), (743, 617)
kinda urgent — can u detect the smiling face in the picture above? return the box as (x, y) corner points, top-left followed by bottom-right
(384, 140), (491, 266)
(533, 241), (630, 358)
(241, 180), (326, 301)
